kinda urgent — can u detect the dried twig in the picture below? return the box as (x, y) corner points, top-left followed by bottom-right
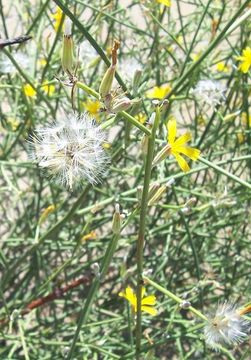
(0, 274), (92, 327)
(0, 35), (32, 49)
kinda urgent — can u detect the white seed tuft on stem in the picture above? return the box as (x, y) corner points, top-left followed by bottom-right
(204, 302), (250, 349)
(29, 112), (110, 189)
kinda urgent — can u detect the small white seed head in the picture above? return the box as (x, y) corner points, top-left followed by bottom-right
(29, 112), (110, 189)
(204, 302), (250, 349)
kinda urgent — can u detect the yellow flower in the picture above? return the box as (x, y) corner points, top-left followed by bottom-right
(81, 230), (97, 242)
(23, 84), (36, 97)
(7, 117), (20, 131)
(166, 119), (200, 172)
(102, 142), (111, 149)
(216, 62), (229, 73)
(157, 0), (171, 6)
(191, 52), (201, 62)
(83, 99), (100, 117)
(153, 119), (200, 172)
(241, 112), (251, 127)
(236, 46), (251, 73)
(41, 83), (55, 96)
(135, 113), (147, 124)
(38, 58), (47, 67)
(52, 7), (63, 32)
(119, 286), (157, 316)
(39, 205), (57, 225)
(146, 84), (171, 100)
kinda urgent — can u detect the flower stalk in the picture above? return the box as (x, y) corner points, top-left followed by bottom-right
(143, 276), (208, 322)
(135, 105), (160, 359)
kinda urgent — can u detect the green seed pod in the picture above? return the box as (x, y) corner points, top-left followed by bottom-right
(99, 65), (116, 99)
(61, 18), (74, 73)
(112, 203), (121, 234)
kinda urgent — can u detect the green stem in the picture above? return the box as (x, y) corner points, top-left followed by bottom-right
(18, 320), (30, 360)
(66, 232), (120, 360)
(1, 185), (91, 290)
(199, 157), (251, 190)
(76, 81), (99, 98)
(135, 106), (160, 359)
(119, 111), (151, 136)
(143, 276), (208, 322)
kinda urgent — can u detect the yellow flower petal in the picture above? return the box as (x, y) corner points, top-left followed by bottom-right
(236, 46), (251, 74)
(141, 287), (146, 299)
(216, 62), (229, 73)
(167, 118), (177, 144)
(146, 84), (171, 99)
(173, 132), (192, 148)
(42, 83), (55, 96)
(172, 152), (190, 172)
(83, 99), (100, 116)
(81, 230), (97, 242)
(23, 84), (36, 97)
(239, 61), (250, 74)
(135, 113), (147, 124)
(178, 146), (200, 160)
(142, 295), (156, 306)
(53, 7), (63, 32)
(119, 287), (157, 316)
(141, 306), (158, 316)
(120, 287), (136, 307)
(157, 0), (171, 6)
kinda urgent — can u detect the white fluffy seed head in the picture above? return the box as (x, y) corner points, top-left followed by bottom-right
(204, 302), (250, 349)
(192, 79), (226, 107)
(29, 112), (110, 189)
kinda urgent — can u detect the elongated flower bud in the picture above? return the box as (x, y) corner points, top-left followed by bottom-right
(99, 65), (116, 99)
(147, 182), (160, 201)
(112, 203), (121, 234)
(132, 69), (142, 93)
(152, 144), (171, 167)
(111, 97), (131, 113)
(148, 184), (167, 206)
(99, 40), (120, 99)
(61, 17), (74, 73)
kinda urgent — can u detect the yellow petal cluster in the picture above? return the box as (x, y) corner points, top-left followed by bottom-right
(39, 205), (57, 225)
(81, 231), (97, 242)
(119, 286), (157, 316)
(216, 62), (229, 73)
(157, 0), (171, 6)
(42, 83), (55, 96)
(167, 118), (200, 172)
(52, 7), (63, 32)
(135, 113), (147, 124)
(236, 46), (251, 74)
(83, 99), (100, 117)
(23, 84), (36, 97)
(146, 84), (171, 100)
